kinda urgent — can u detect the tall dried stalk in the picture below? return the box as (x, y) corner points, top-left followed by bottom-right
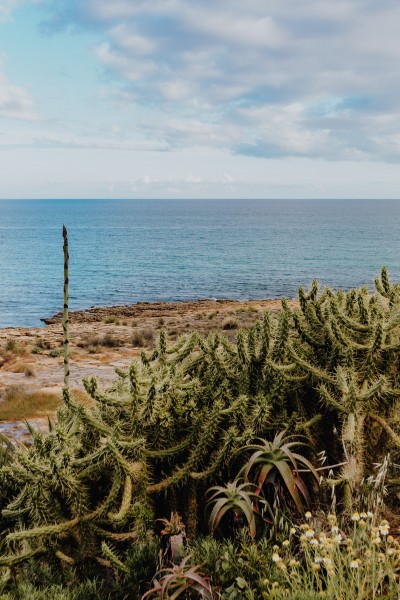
(62, 225), (70, 390)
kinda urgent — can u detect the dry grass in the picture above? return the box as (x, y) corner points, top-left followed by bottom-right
(0, 386), (94, 421)
(0, 386), (61, 420)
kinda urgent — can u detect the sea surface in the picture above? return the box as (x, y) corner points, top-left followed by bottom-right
(0, 199), (399, 328)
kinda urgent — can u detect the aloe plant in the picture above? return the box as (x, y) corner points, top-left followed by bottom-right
(239, 431), (319, 513)
(207, 480), (258, 538)
(142, 556), (213, 599)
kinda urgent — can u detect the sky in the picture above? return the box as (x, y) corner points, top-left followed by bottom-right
(1, 0), (400, 199)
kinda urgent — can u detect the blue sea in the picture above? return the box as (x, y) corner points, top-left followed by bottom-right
(0, 199), (399, 328)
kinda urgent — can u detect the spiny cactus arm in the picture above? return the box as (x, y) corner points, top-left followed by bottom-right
(319, 385), (345, 413)
(166, 334), (188, 355)
(55, 550), (75, 565)
(101, 542), (129, 573)
(0, 546), (45, 567)
(383, 310), (400, 332)
(293, 312), (325, 348)
(72, 445), (107, 468)
(7, 517), (81, 541)
(288, 346), (335, 383)
(144, 436), (193, 458)
(147, 405), (222, 493)
(90, 524), (138, 541)
(62, 225), (70, 390)
(190, 427), (239, 480)
(267, 360), (298, 372)
(369, 413), (400, 446)
(107, 442), (144, 478)
(332, 305), (372, 334)
(108, 475), (132, 523)
(356, 377), (386, 403)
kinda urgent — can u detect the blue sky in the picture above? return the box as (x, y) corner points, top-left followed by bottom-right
(1, 0), (400, 199)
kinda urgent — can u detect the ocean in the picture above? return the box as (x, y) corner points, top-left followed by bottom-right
(0, 199), (399, 328)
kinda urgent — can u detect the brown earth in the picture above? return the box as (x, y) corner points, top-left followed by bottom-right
(0, 298), (295, 438)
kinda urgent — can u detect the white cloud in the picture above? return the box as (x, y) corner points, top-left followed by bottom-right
(0, 71), (37, 121)
(35, 0), (400, 162)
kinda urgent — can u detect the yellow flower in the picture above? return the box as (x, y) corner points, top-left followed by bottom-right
(312, 563), (321, 571)
(359, 519), (367, 527)
(289, 559), (297, 567)
(360, 512), (367, 519)
(263, 579), (270, 586)
(387, 535), (394, 543)
(300, 523), (309, 531)
(327, 513), (337, 523)
(350, 559), (360, 568)
(305, 511), (312, 519)
(306, 529), (315, 538)
(351, 512), (360, 521)
(282, 539), (290, 547)
(372, 537), (381, 545)
(290, 527), (296, 535)
(272, 553), (281, 563)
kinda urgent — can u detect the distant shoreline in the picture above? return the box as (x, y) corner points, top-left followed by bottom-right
(40, 296), (297, 326)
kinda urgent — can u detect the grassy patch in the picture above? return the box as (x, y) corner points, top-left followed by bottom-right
(0, 386), (61, 420)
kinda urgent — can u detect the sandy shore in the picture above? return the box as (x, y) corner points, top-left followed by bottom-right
(0, 297), (295, 438)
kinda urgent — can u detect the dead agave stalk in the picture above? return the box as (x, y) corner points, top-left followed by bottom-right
(62, 225), (70, 390)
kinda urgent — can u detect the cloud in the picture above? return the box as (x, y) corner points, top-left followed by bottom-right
(38, 0), (400, 161)
(0, 68), (38, 121)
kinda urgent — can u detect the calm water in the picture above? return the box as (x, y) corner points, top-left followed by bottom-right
(0, 199), (399, 328)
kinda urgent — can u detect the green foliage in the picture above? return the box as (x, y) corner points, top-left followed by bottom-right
(239, 431), (319, 514)
(1, 268), (400, 597)
(142, 557), (213, 599)
(207, 480), (258, 538)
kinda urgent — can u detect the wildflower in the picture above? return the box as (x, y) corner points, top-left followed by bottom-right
(305, 511), (312, 519)
(360, 512), (367, 519)
(314, 556), (323, 563)
(312, 563), (321, 571)
(379, 522), (390, 536)
(290, 527), (296, 535)
(345, 538), (353, 546)
(272, 553), (281, 563)
(333, 534), (342, 543)
(299, 523), (309, 531)
(365, 549), (372, 557)
(289, 559), (298, 567)
(306, 529), (315, 538)
(387, 535), (394, 543)
(367, 511), (374, 519)
(327, 513), (337, 523)
(350, 559), (361, 569)
(387, 548), (394, 556)
(300, 534), (307, 543)
(282, 539), (290, 547)
(359, 519), (367, 527)
(263, 579), (270, 586)
(378, 552), (385, 561)
(351, 512), (360, 521)
(372, 537), (381, 545)
(331, 525), (339, 534)
(273, 545), (279, 551)
(310, 539), (319, 547)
